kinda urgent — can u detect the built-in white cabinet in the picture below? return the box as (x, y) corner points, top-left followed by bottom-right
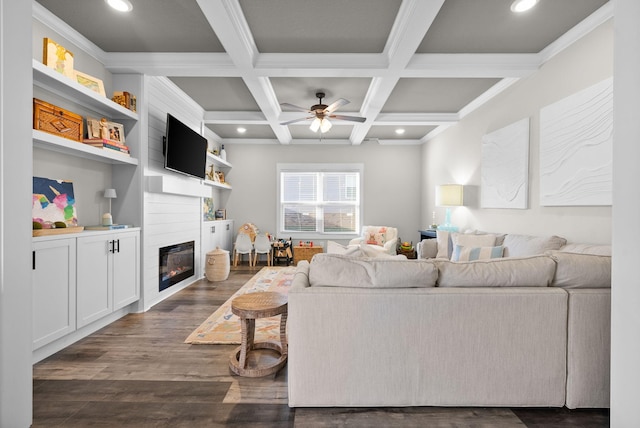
(201, 220), (234, 274)
(77, 230), (139, 328)
(32, 238), (76, 350)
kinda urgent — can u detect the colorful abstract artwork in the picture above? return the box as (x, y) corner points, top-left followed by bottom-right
(32, 177), (78, 227)
(203, 197), (215, 221)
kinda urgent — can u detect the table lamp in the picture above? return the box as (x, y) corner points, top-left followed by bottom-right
(103, 188), (117, 226)
(435, 184), (463, 232)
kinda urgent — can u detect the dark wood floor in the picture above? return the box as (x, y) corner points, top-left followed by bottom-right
(33, 264), (609, 427)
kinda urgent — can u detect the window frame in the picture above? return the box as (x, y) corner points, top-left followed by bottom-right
(276, 163), (363, 241)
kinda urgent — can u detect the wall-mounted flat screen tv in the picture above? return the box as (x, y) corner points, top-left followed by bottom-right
(164, 113), (207, 180)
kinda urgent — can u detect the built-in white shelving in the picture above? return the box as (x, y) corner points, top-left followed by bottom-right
(203, 179), (232, 190)
(33, 130), (138, 165)
(32, 59), (138, 121)
(207, 152), (232, 169)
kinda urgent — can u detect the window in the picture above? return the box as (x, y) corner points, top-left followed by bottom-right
(277, 164), (362, 238)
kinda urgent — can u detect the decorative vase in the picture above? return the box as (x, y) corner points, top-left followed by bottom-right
(220, 144), (227, 161)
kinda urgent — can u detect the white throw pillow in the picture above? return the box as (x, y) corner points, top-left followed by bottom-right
(502, 234), (566, 257)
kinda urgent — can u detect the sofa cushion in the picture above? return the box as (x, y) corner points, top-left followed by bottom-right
(451, 245), (504, 262)
(502, 234), (567, 257)
(548, 251), (611, 288)
(437, 255), (556, 287)
(309, 253), (438, 288)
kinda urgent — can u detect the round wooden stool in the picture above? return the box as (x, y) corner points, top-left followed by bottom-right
(229, 291), (288, 377)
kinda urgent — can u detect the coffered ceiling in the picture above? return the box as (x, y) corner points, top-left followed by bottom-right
(34, 0), (611, 145)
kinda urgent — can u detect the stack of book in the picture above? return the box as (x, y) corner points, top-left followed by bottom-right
(82, 138), (130, 156)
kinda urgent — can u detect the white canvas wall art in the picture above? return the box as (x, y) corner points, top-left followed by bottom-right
(539, 77), (613, 206)
(481, 118), (530, 209)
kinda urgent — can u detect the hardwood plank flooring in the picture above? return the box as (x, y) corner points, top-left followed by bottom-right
(33, 264), (609, 427)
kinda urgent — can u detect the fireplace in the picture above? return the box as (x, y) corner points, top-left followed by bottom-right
(159, 241), (195, 291)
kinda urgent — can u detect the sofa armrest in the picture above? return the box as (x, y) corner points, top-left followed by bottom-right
(348, 237), (365, 246)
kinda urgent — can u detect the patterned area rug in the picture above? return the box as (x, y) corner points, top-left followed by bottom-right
(185, 266), (296, 345)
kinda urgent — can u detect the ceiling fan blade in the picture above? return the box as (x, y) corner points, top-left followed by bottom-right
(280, 116), (313, 125)
(280, 102), (311, 113)
(330, 114), (366, 123)
(325, 98), (349, 113)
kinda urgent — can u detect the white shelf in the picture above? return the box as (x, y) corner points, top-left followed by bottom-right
(32, 59), (138, 121)
(204, 179), (232, 190)
(147, 175), (210, 198)
(206, 152), (232, 169)
(33, 130), (138, 165)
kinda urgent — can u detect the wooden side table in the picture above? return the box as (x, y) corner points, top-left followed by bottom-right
(229, 291), (288, 377)
(293, 246), (323, 264)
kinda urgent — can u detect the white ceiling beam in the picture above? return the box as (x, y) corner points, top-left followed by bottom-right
(196, 0), (292, 144)
(374, 113), (459, 125)
(405, 53), (540, 78)
(350, 0), (446, 144)
(105, 53), (236, 76)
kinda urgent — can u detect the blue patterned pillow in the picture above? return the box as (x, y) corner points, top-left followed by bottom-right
(451, 245), (504, 262)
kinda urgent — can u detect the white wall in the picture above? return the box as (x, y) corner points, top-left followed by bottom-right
(223, 142), (423, 246)
(0, 0), (33, 425)
(421, 20), (613, 244)
(611, 0), (640, 425)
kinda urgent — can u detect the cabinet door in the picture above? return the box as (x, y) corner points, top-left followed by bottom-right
(221, 220), (234, 252)
(32, 238), (76, 349)
(77, 235), (112, 327)
(112, 231), (140, 310)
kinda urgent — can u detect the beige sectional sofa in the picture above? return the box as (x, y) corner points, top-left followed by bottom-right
(287, 232), (611, 409)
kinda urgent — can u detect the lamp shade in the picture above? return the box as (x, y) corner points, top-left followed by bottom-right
(104, 188), (117, 199)
(435, 184), (463, 207)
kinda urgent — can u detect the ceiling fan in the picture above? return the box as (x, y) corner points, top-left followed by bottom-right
(280, 92), (366, 133)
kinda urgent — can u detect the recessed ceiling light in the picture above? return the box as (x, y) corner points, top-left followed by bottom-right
(510, 0), (538, 13)
(237, 127), (247, 134)
(106, 0), (133, 12)
(395, 128), (405, 135)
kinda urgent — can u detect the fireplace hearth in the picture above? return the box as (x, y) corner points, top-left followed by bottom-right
(159, 241), (195, 291)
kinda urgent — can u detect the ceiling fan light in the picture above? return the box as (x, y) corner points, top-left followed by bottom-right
(320, 118), (332, 133)
(510, 0), (538, 13)
(106, 0), (133, 12)
(310, 118), (321, 133)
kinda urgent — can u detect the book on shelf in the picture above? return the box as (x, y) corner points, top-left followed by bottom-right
(82, 138), (130, 155)
(84, 224), (131, 230)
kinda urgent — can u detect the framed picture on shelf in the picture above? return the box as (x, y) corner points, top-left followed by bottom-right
(107, 121), (125, 144)
(215, 209), (226, 220)
(74, 70), (106, 97)
(215, 171), (225, 183)
(86, 117), (101, 139)
(43, 37), (75, 79)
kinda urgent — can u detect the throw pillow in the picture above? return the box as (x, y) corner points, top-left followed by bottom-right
(435, 230), (453, 259)
(451, 245), (504, 262)
(451, 233), (497, 248)
(363, 226), (387, 246)
(502, 234), (567, 257)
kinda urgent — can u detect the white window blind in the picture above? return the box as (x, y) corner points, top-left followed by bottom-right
(278, 164), (362, 236)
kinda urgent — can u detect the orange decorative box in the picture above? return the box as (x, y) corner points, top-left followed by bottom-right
(33, 98), (83, 142)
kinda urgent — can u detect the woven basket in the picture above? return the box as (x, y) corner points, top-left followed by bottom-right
(205, 247), (230, 282)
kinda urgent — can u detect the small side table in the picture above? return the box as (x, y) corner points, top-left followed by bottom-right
(229, 291), (288, 377)
(398, 247), (417, 259)
(293, 246), (323, 264)
(419, 229), (437, 241)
